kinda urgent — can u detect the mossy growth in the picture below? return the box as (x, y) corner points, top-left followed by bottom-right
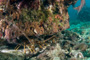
(19, 7), (50, 23)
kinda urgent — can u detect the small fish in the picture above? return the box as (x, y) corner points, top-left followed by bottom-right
(74, 0), (85, 13)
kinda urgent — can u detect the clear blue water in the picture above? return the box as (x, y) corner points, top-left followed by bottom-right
(68, 0), (90, 30)
(68, 0), (90, 21)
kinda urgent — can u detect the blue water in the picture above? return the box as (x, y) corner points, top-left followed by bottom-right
(67, 0), (90, 40)
(68, 0), (90, 22)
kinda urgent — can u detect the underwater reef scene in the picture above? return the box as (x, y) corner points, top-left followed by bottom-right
(0, 0), (90, 60)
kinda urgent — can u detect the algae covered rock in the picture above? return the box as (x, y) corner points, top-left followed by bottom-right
(0, 0), (85, 60)
(0, 0), (78, 50)
(0, 0), (78, 36)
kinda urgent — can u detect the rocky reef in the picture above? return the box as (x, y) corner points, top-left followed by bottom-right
(0, 30), (90, 60)
(0, 0), (78, 45)
(0, 30), (87, 60)
(0, 0), (78, 36)
(0, 0), (89, 60)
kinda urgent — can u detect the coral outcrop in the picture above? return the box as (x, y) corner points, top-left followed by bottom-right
(1, 0), (89, 60)
(0, 0), (78, 36)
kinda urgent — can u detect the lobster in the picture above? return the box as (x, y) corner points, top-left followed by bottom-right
(0, 0), (83, 54)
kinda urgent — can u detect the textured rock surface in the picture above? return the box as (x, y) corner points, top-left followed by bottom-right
(1, 0), (88, 60)
(0, 52), (24, 60)
(0, 30), (85, 60)
(0, 0), (78, 36)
